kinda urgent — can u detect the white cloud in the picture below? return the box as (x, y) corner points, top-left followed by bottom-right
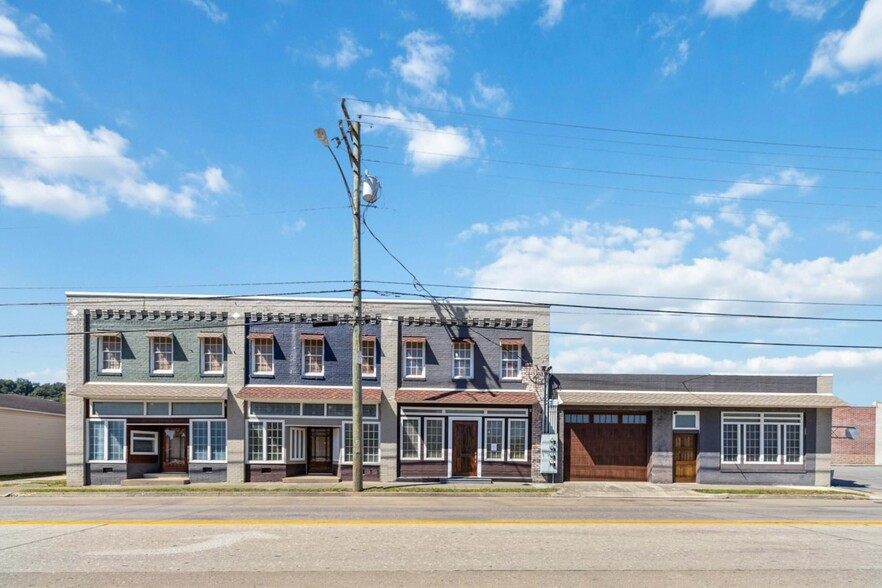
(804, 0), (882, 93)
(537, 0), (567, 29)
(858, 230), (880, 241)
(315, 30), (371, 69)
(692, 168), (817, 221)
(444, 0), (522, 19)
(360, 103), (484, 173)
(458, 222), (490, 240)
(392, 30), (454, 106)
(458, 214), (542, 240)
(0, 13), (45, 60)
(470, 74), (512, 115)
(702, 0), (758, 18)
(554, 346), (882, 374)
(771, 0), (837, 20)
(0, 80), (230, 220)
(184, 0), (227, 23)
(661, 39), (690, 77)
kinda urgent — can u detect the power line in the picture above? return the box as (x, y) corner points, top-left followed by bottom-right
(362, 119), (882, 163)
(362, 280), (882, 309)
(362, 122), (882, 176)
(349, 99), (882, 153)
(383, 149), (882, 193)
(363, 289), (882, 324)
(4, 313), (880, 350)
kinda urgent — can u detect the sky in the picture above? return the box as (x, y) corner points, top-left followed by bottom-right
(1, 0), (882, 405)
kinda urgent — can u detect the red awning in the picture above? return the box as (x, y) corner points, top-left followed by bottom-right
(395, 389), (536, 405)
(237, 386), (382, 403)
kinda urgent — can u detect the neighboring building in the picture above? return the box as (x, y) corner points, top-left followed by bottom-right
(551, 374), (846, 486)
(0, 394), (65, 475)
(65, 293), (550, 486)
(832, 405), (881, 465)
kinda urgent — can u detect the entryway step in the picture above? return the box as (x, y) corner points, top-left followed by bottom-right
(283, 475), (340, 484)
(442, 477), (493, 485)
(121, 474), (190, 486)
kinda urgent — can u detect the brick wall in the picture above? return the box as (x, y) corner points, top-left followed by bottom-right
(832, 407), (876, 465)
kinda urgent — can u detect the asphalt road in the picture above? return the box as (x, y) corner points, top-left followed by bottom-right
(2, 495), (882, 587)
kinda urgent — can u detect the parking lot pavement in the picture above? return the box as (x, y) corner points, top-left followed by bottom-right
(833, 465), (882, 496)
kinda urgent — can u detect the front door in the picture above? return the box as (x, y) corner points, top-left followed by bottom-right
(452, 421), (478, 477)
(161, 427), (188, 473)
(308, 428), (333, 474)
(673, 432), (698, 483)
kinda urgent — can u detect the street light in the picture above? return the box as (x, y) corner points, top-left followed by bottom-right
(314, 100), (380, 492)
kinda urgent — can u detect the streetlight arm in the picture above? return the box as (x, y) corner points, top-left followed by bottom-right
(323, 144), (354, 210)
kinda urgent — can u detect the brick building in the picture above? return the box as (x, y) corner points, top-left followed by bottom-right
(832, 405), (881, 465)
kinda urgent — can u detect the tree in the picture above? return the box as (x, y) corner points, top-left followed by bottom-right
(0, 378), (65, 403)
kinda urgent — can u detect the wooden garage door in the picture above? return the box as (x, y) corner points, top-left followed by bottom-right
(564, 413), (649, 481)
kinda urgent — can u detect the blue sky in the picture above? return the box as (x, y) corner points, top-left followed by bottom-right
(2, 0), (882, 405)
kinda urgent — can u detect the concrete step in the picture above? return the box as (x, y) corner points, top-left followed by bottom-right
(442, 477), (493, 485)
(283, 475), (340, 484)
(121, 475), (190, 487)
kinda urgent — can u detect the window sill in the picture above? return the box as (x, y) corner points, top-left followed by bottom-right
(720, 463), (806, 473)
(150, 373), (174, 377)
(201, 372), (225, 377)
(97, 371), (122, 377)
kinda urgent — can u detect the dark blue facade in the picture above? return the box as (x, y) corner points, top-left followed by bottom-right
(246, 321), (381, 385)
(399, 325), (533, 390)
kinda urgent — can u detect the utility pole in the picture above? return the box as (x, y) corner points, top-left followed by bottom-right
(341, 99), (363, 492)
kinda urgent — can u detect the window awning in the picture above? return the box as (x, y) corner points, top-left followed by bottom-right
(237, 386), (382, 402)
(396, 389), (536, 405)
(300, 334), (325, 341)
(196, 332), (224, 339)
(93, 331), (120, 337)
(144, 331), (173, 338)
(402, 336), (426, 343)
(451, 337), (474, 344)
(246, 333), (274, 340)
(69, 383), (228, 400)
(499, 338), (525, 345)
(361, 335), (377, 341)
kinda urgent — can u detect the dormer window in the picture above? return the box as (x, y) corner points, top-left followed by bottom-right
(98, 333), (122, 374)
(146, 332), (174, 375)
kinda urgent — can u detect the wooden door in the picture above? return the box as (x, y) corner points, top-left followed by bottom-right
(673, 432), (698, 483)
(161, 427), (188, 473)
(308, 428), (333, 474)
(452, 421), (478, 477)
(564, 414), (649, 481)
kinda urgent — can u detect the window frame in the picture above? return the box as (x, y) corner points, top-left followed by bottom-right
(361, 337), (377, 379)
(247, 420), (284, 463)
(148, 335), (174, 375)
(302, 337), (325, 377)
(289, 427), (306, 462)
(342, 421), (381, 465)
(200, 336), (225, 376)
(507, 418), (529, 462)
(424, 417), (445, 461)
(720, 412), (804, 466)
(500, 342), (522, 380)
(129, 430), (159, 456)
(98, 335), (122, 375)
(190, 419), (227, 463)
(484, 418), (505, 461)
(251, 336), (275, 376)
(672, 411), (700, 430)
(400, 417), (421, 461)
(403, 340), (426, 379)
(87, 419), (126, 463)
(451, 340), (474, 380)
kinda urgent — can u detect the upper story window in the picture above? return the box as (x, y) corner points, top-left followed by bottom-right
(403, 337), (425, 379)
(248, 333), (274, 376)
(452, 339), (474, 379)
(199, 334), (224, 375)
(147, 332), (173, 375)
(98, 334), (122, 374)
(500, 339), (523, 380)
(361, 337), (377, 378)
(301, 335), (325, 377)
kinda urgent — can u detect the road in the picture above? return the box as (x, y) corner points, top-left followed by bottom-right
(2, 494), (882, 586)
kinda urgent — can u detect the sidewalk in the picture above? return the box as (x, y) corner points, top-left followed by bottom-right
(2, 474), (874, 499)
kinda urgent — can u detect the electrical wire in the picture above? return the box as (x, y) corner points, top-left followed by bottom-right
(349, 99), (882, 153)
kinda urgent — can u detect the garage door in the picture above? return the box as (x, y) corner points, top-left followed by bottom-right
(564, 413), (649, 481)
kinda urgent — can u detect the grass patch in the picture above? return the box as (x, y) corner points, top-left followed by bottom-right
(365, 486), (557, 493)
(16, 485), (556, 495)
(694, 488), (865, 497)
(0, 472), (63, 483)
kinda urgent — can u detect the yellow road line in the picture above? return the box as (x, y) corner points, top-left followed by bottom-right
(1, 520), (882, 527)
